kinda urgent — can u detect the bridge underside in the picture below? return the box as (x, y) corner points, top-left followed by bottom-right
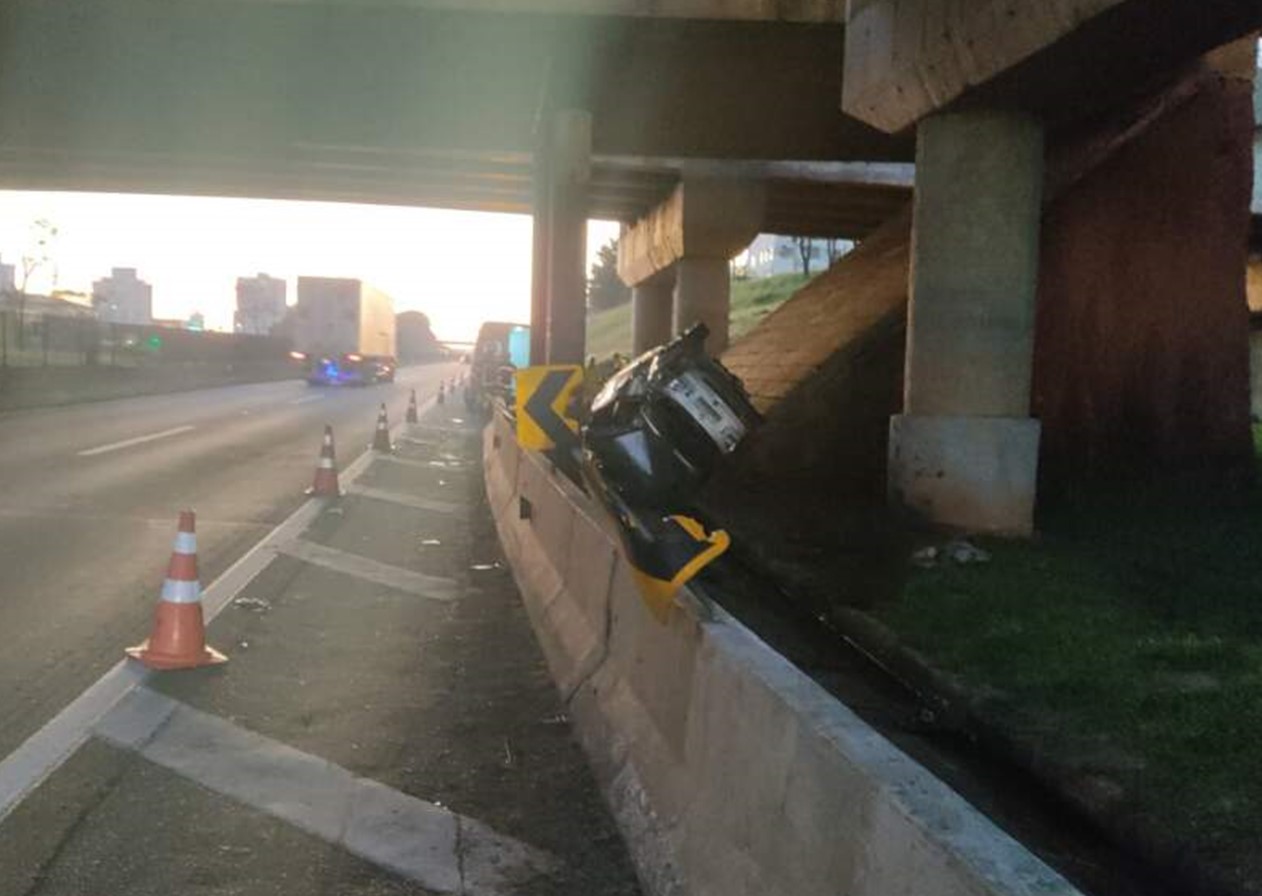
(0, 0), (910, 227)
(0, 0), (1256, 535)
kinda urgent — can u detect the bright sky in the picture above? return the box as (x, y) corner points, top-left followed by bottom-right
(0, 191), (619, 342)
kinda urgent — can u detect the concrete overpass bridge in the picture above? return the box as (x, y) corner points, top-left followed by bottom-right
(1, 0), (1259, 534)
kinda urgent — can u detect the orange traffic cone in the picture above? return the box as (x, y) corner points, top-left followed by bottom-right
(307, 424), (341, 496)
(372, 403), (393, 452)
(437, 382), (446, 405)
(126, 511), (227, 670)
(406, 389), (419, 424)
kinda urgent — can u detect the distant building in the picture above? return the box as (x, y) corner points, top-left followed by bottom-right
(739, 235), (854, 279)
(93, 267), (153, 325)
(235, 274), (288, 335)
(0, 256), (14, 295)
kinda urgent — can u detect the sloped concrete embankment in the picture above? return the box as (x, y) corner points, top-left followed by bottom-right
(0, 362), (296, 411)
(483, 410), (1080, 896)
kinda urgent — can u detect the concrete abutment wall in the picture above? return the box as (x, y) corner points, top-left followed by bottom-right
(0, 361), (297, 412)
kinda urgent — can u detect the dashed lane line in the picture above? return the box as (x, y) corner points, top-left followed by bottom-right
(76, 425), (196, 457)
(0, 395), (434, 824)
(378, 454), (471, 472)
(277, 537), (459, 601)
(343, 483), (466, 516)
(95, 687), (559, 896)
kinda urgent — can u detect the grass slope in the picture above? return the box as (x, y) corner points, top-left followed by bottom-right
(585, 273), (808, 360)
(873, 431), (1262, 893)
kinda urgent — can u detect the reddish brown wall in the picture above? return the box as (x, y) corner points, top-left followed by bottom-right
(1032, 73), (1256, 482)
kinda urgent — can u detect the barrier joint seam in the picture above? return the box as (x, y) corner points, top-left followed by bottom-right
(560, 549), (618, 706)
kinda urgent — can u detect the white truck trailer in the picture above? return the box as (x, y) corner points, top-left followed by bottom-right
(292, 277), (397, 385)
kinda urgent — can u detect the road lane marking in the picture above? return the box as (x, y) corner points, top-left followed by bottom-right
(290, 394), (327, 405)
(0, 395), (435, 824)
(399, 424), (471, 438)
(277, 537), (459, 601)
(95, 688), (558, 895)
(77, 425), (196, 457)
(379, 454), (472, 472)
(343, 483), (466, 516)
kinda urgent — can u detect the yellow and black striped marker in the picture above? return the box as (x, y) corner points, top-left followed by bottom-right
(621, 514), (730, 623)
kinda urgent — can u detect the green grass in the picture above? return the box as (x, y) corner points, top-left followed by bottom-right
(584, 273), (809, 360)
(872, 449), (1262, 884)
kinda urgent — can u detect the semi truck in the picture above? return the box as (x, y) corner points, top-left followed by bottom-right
(464, 321), (529, 410)
(291, 277), (397, 386)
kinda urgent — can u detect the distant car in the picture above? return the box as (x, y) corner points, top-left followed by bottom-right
(292, 351), (395, 385)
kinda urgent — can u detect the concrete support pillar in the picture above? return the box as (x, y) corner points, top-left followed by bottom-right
(631, 272), (674, 355)
(673, 256), (730, 354)
(889, 110), (1044, 535)
(528, 136), (550, 366)
(544, 109), (591, 365)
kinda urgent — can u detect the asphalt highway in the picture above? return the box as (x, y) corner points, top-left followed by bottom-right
(0, 363), (461, 762)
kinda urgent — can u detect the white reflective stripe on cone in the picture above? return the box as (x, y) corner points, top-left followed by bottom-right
(161, 578), (202, 604)
(318, 457), (335, 469)
(173, 532), (197, 554)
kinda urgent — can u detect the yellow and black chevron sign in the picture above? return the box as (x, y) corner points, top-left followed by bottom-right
(514, 365), (583, 451)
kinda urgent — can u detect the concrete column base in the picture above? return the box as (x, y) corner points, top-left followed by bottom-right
(888, 414), (1041, 536)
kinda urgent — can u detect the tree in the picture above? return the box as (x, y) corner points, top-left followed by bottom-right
(793, 236), (814, 277)
(16, 218), (58, 348)
(396, 310), (442, 362)
(587, 239), (630, 312)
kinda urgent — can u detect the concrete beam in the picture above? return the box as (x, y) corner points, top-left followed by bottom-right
(276, 1), (847, 22)
(843, 0), (1262, 133)
(844, 0), (1118, 132)
(617, 178), (765, 287)
(0, 1), (906, 169)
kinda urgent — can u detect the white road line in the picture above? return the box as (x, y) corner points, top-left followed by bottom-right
(380, 454), (472, 473)
(277, 537), (459, 601)
(95, 688), (558, 895)
(344, 483), (466, 516)
(290, 394), (327, 405)
(77, 425), (196, 457)
(0, 395), (435, 824)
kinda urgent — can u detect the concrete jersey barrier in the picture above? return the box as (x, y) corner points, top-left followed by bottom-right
(0, 361), (296, 412)
(483, 410), (1081, 896)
